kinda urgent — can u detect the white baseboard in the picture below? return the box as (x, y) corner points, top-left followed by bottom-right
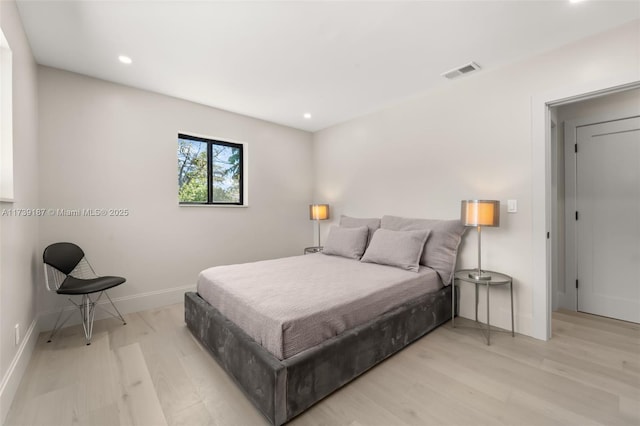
(0, 317), (39, 424)
(39, 284), (196, 332)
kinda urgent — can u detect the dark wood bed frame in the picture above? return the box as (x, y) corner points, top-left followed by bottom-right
(185, 285), (453, 425)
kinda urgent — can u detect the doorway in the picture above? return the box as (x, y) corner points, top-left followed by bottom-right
(551, 88), (640, 323)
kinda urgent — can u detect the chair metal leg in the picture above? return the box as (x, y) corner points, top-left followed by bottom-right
(104, 291), (126, 325)
(79, 294), (98, 345)
(49, 291), (126, 345)
(47, 305), (76, 343)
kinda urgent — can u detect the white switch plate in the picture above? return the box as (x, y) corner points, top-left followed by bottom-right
(507, 199), (517, 213)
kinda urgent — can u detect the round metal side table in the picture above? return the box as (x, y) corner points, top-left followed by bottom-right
(452, 269), (514, 345)
(304, 246), (323, 255)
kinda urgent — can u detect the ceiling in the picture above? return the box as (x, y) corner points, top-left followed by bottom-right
(15, 0), (640, 132)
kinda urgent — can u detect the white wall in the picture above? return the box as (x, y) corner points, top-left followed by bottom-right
(37, 67), (313, 324)
(0, 0), (39, 421)
(313, 20), (640, 337)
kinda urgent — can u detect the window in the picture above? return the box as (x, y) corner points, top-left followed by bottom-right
(177, 133), (244, 205)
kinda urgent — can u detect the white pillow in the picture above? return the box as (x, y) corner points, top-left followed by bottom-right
(322, 226), (369, 259)
(360, 228), (431, 272)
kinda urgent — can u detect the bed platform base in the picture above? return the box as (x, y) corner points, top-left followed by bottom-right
(185, 285), (453, 425)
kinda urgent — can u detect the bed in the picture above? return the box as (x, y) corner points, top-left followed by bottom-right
(185, 215), (465, 425)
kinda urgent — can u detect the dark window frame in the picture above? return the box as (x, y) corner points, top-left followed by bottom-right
(178, 133), (244, 206)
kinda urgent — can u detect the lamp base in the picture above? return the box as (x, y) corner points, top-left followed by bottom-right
(469, 271), (492, 281)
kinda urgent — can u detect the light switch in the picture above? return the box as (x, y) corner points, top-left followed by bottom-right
(507, 199), (517, 213)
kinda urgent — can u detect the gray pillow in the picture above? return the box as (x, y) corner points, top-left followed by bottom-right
(360, 228), (430, 272)
(381, 215), (466, 284)
(322, 225), (369, 259)
(340, 215), (381, 246)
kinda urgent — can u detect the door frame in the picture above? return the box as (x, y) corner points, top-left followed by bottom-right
(531, 74), (640, 341)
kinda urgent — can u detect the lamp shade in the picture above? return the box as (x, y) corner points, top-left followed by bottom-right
(309, 204), (330, 220)
(461, 200), (500, 227)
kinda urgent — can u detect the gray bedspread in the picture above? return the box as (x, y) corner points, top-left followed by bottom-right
(197, 253), (442, 360)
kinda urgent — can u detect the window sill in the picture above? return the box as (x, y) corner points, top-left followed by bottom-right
(179, 204), (248, 208)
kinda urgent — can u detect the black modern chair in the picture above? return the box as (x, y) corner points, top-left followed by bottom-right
(43, 242), (127, 345)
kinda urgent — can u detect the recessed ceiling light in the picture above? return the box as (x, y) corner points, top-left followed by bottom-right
(118, 55), (132, 64)
(303, 113), (311, 119)
(569, 0), (584, 3)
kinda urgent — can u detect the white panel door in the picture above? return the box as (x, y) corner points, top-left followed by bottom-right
(576, 116), (640, 323)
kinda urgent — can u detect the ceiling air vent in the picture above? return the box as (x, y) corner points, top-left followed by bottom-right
(441, 62), (481, 80)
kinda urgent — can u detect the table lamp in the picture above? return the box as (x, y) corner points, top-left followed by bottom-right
(461, 200), (500, 280)
(309, 204), (330, 247)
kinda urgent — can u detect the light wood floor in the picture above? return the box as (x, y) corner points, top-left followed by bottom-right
(5, 304), (639, 426)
